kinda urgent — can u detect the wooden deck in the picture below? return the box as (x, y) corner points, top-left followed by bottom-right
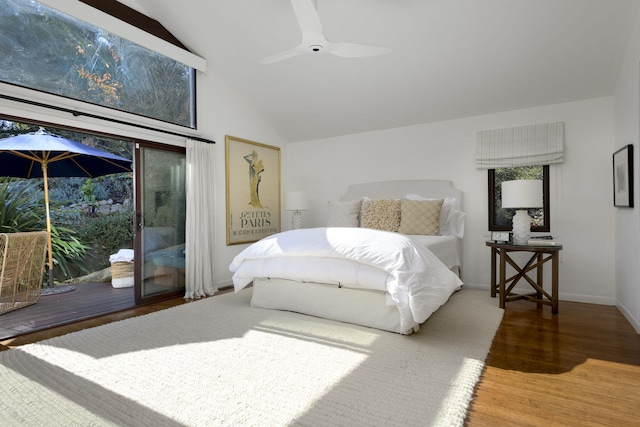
(0, 282), (134, 340)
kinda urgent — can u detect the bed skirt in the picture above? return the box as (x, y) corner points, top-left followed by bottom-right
(251, 277), (420, 334)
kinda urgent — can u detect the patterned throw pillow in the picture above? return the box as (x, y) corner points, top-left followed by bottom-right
(327, 199), (362, 227)
(405, 194), (456, 234)
(360, 199), (401, 231)
(397, 199), (444, 235)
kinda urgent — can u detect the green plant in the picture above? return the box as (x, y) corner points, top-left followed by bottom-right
(76, 210), (134, 270)
(49, 223), (92, 280)
(0, 179), (44, 232)
(94, 174), (132, 202)
(0, 177), (90, 282)
(47, 177), (83, 204)
(80, 178), (96, 203)
(79, 178), (99, 216)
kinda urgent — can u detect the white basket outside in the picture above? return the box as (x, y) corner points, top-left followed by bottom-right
(111, 261), (134, 288)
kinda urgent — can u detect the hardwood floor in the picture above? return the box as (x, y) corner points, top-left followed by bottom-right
(0, 289), (186, 351)
(0, 282), (135, 340)
(1, 292), (639, 425)
(467, 299), (640, 426)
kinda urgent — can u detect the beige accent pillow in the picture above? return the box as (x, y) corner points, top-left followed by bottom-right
(405, 194), (456, 235)
(360, 199), (401, 231)
(398, 199), (444, 235)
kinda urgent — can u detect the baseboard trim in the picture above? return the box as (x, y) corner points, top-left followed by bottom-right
(462, 283), (615, 305)
(616, 300), (640, 334)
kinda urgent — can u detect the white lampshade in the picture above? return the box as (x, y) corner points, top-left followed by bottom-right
(501, 180), (543, 209)
(284, 191), (308, 211)
(501, 180), (543, 245)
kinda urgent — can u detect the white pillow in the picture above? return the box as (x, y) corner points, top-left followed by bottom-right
(447, 209), (465, 238)
(405, 193), (456, 235)
(327, 199), (362, 227)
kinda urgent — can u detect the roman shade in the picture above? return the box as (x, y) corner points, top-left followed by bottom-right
(476, 121), (564, 169)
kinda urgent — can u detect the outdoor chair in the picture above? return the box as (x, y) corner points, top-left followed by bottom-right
(0, 231), (48, 315)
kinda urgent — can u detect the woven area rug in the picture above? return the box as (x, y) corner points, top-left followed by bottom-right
(0, 288), (502, 426)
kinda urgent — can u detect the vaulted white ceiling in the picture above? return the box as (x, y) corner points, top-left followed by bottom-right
(123, 0), (639, 142)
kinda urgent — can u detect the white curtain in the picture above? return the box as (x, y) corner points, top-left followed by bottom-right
(476, 121), (564, 169)
(185, 139), (217, 298)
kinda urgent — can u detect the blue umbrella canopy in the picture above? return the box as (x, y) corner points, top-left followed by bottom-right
(0, 130), (132, 178)
(0, 130), (133, 287)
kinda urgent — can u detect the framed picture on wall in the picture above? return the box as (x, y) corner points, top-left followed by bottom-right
(225, 135), (281, 245)
(613, 144), (634, 207)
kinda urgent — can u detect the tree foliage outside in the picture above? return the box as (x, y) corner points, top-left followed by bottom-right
(0, 0), (194, 127)
(75, 210), (134, 273)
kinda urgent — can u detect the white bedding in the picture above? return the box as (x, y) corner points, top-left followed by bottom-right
(407, 234), (461, 269)
(230, 227), (463, 334)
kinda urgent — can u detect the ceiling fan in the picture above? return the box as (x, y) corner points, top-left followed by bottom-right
(259, 0), (392, 64)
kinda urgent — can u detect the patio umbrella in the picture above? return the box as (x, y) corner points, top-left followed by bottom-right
(0, 129), (133, 287)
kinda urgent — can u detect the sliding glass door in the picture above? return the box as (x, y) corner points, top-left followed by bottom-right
(135, 143), (186, 304)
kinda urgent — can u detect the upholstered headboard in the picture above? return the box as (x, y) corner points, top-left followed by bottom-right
(340, 179), (462, 210)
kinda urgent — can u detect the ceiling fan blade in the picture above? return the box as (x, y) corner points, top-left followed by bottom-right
(291, 0), (324, 40)
(259, 45), (306, 64)
(260, 0), (391, 64)
(327, 42), (393, 58)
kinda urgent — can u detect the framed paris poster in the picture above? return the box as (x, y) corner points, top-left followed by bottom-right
(225, 135), (281, 245)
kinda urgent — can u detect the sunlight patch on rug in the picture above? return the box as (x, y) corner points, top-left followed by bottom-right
(0, 288), (502, 426)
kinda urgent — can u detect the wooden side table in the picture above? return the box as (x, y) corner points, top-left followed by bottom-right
(486, 241), (563, 314)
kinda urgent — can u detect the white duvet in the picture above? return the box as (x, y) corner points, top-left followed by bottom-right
(229, 227), (463, 332)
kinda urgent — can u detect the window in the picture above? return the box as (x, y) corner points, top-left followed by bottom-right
(0, 0), (195, 128)
(488, 165), (550, 232)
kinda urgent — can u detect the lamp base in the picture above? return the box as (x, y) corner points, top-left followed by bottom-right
(292, 210), (303, 230)
(511, 209), (532, 245)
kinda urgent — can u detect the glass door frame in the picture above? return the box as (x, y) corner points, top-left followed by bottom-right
(133, 141), (186, 305)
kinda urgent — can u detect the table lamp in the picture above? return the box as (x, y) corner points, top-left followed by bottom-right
(284, 191), (308, 229)
(501, 180), (543, 245)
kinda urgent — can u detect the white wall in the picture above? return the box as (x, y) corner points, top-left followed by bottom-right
(195, 74), (286, 288)
(614, 12), (640, 333)
(285, 97), (616, 305)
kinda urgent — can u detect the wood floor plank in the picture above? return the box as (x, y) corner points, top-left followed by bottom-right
(0, 282), (134, 340)
(0, 293), (186, 350)
(466, 298), (640, 426)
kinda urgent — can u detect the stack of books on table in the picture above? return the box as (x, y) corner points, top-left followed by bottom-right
(527, 236), (560, 246)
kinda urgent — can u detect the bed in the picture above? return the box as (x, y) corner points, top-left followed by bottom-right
(230, 179), (465, 334)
